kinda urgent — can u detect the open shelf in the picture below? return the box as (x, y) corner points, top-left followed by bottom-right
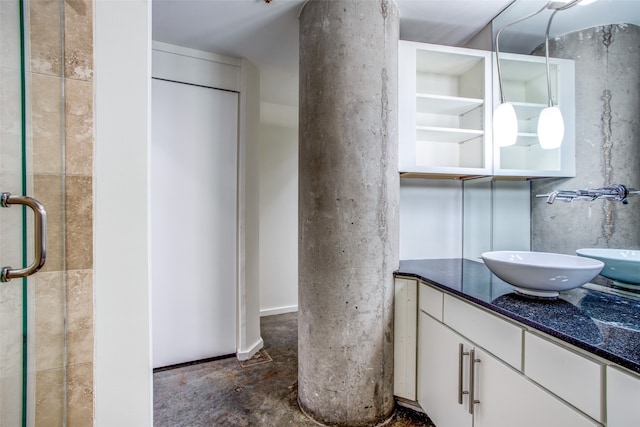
(417, 94), (483, 116)
(417, 127), (483, 144)
(515, 133), (539, 146)
(512, 102), (546, 120)
(399, 41), (492, 176)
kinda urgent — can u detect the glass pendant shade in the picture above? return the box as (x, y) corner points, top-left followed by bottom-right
(537, 106), (564, 149)
(493, 102), (518, 147)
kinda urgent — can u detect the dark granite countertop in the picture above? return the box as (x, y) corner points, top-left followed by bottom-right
(397, 258), (640, 375)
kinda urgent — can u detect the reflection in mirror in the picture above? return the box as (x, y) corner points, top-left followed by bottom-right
(492, 1), (640, 288)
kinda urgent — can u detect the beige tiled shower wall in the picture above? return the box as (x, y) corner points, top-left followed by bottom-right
(30, 0), (94, 425)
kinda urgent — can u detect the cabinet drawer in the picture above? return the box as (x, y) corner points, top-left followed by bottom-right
(475, 348), (601, 427)
(524, 332), (602, 422)
(443, 294), (522, 369)
(394, 278), (417, 400)
(419, 283), (443, 320)
(606, 366), (640, 427)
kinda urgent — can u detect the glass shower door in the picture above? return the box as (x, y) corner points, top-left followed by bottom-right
(1, 1), (29, 424)
(1, 1), (64, 426)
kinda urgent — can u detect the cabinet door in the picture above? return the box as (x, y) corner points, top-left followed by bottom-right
(394, 278), (418, 400)
(524, 332), (602, 422)
(474, 348), (600, 427)
(607, 366), (640, 427)
(418, 312), (473, 427)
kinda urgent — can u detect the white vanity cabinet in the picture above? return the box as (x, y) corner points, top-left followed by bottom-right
(417, 298), (598, 427)
(493, 52), (575, 177)
(394, 277), (604, 427)
(398, 41), (493, 177)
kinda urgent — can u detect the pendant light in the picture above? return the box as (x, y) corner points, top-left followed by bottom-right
(494, 4), (550, 147)
(493, 102), (518, 147)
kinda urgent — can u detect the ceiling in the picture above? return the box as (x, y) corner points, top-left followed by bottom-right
(494, 0), (640, 54)
(152, 0), (639, 109)
(152, 0), (514, 107)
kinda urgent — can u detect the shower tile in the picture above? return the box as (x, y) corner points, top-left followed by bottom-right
(65, 78), (93, 176)
(64, 0), (93, 81)
(65, 175), (93, 271)
(32, 73), (64, 175)
(29, 0), (63, 77)
(66, 269), (94, 366)
(23, 1), (96, 425)
(33, 174), (64, 272)
(67, 362), (94, 426)
(35, 367), (65, 426)
(34, 271), (65, 371)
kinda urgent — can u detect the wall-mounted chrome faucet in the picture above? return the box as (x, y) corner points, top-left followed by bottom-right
(536, 184), (640, 204)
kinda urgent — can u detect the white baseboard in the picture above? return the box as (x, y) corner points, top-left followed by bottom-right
(236, 337), (264, 361)
(260, 305), (298, 317)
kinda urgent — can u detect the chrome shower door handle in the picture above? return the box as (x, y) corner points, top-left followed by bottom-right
(1, 192), (47, 282)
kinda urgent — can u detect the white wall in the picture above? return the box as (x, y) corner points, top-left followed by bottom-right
(463, 177), (493, 260)
(259, 119), (298, 316)
(399, 177), (531, 262)
(492, 180), (530, 252)
(94, 1), (152, 425)
(399, 178), (464, 259)
(236, 59), (263, 360)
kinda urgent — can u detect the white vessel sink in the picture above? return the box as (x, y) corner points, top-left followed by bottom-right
(481, 251), (604, 298)
(576, 248), (640, 288)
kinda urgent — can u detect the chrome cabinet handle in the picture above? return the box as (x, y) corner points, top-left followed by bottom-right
(468, 349), (481, 414)
(1, 192), (47, 282)
(458, 343), (469, 404)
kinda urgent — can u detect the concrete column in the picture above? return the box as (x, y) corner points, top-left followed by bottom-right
(531, 24), (640, 254)
(298, 1), (399, 425)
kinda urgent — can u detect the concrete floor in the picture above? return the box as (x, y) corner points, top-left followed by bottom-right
(153, 312), (435, 426)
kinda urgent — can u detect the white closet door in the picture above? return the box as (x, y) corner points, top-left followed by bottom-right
(151, 78), (238, 368)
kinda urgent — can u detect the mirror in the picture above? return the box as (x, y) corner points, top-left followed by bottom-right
(492, 0), (640, 289)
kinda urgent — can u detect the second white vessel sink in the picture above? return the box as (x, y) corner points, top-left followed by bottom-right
(482, 251), (604, 298)
(576, 248), (640, 288)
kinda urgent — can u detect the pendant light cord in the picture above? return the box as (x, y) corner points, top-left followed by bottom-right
(496, 0), (583, 104)
(495, 3), (549, 103)
(544, 1), (581, 107)
(544, 10), (559, 107)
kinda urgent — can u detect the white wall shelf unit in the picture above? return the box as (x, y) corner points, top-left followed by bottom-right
(493, 52), (575, 177)
(399, 42), (576, 180)
(399, 41), (493, 178)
